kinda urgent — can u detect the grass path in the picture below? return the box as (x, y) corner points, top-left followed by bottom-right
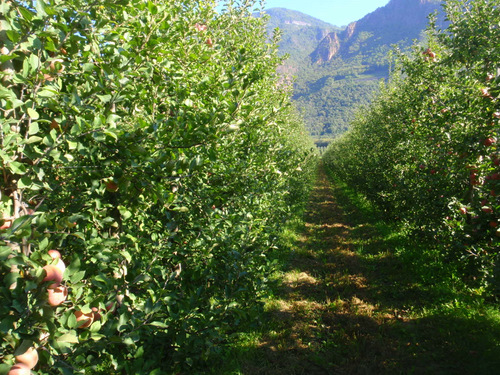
(227, 164), (500, 375)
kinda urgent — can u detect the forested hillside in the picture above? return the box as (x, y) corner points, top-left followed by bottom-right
(0, 1), (317, 374)
(265, 0), (444, 140)
(261, 8), (341, 67)
(324, 0), (499, 295)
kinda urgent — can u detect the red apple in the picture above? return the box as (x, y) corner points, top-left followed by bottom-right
(48, 250), (66, 273)
(470, 173), (479, 185)
(15, 347), (38, 369)
(74, 311), (94, 328)
(50, 119), (60, 130)
(48, 285), (68, 306)
(486, 173), (500, 181)
(1, 212), (12, 230)
(106, 301), (117, 313)
(481, 88), (491, 98)
(105, 180), (119, 192)
(91, 307), (102, 321)
(194, 23), (207, 32)
(7, 363), (31, 375)
(42, 265), (64, 288)
(483, 137), (497, 147)
(49, 58), (65, 73)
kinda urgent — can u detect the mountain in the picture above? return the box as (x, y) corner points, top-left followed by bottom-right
(258, 8), (343, 75)
(263, 0), (444, 141)
(310, 0), (442, 64)
(264, 8), (342, 58)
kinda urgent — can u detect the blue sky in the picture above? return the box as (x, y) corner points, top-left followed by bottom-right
(259, 0), (391, 26)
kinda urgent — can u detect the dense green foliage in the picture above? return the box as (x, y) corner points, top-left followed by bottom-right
(0, 0), (317, 373)
(293, 59), (384, 137)
(324, 0), (499, 294)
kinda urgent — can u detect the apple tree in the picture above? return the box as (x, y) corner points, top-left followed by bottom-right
(0, 0), (317, 373)
(324, 0), (499, 292)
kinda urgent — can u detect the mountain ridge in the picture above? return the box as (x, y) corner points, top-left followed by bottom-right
(259, 8), (342, 67)
(264, 0), (444, 139)
(264, 7), (340, 30)
(310, 0), (443, 63)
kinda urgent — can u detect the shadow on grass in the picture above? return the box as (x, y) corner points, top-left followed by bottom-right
(212, 164), (500, 375)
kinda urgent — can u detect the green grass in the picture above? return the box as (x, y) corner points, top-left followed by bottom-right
(205, 164), (500, 375)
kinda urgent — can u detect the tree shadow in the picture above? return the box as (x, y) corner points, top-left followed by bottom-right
(220, 165), (500, 375)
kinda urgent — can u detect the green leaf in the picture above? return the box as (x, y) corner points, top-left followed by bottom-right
(24, 136), (43, 144)
(67, 313), (77, 329)
(70, 232), (85, 240)
(14, 340), (35, 356)
(57, 331), (79, 344)
(44, 37), (56, 52)
(27, 108), (39, 120)
(106, 114), (120, 127)
(4, 272), (21, 288)
(6, 30), (20, 43)
(39, 237), (49, 251)
(149, 321), (169, 329)
(38, 88), (57, 98)
(0, 316), (17, 333)
(117, 313), (130, 332)
(67, 140), (78, 150)
(122, 250), (133, 264)
(104, 130), (118, 140)
(0, 85), (16, 99)
(0, 53), (18, 63)
(90, 332), (106, 341)
(8, 161), (27, 175)
(18, 176), (32, 189)
(89, 320), (101, 332)
(83, 63), (95, 72)
(174, 207), (189, 213)
(35, 0), (48, 16)
(96, 94), (112, 103)
(70, 270), (86, 284)
(29, 122), (40, 135)
(29, 54), (40, 73)
(118, 206), (132, 221)
(18, 7), (34, 21)
(0, 2), (10, 13)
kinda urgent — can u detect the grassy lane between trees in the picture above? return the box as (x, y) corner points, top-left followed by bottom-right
(217, 163), (500, 375)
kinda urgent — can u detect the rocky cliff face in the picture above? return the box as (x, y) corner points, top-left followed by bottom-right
(261, 7), (340, 63)
(311, 0), (443, 63)
(310, 32), (340, 63)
